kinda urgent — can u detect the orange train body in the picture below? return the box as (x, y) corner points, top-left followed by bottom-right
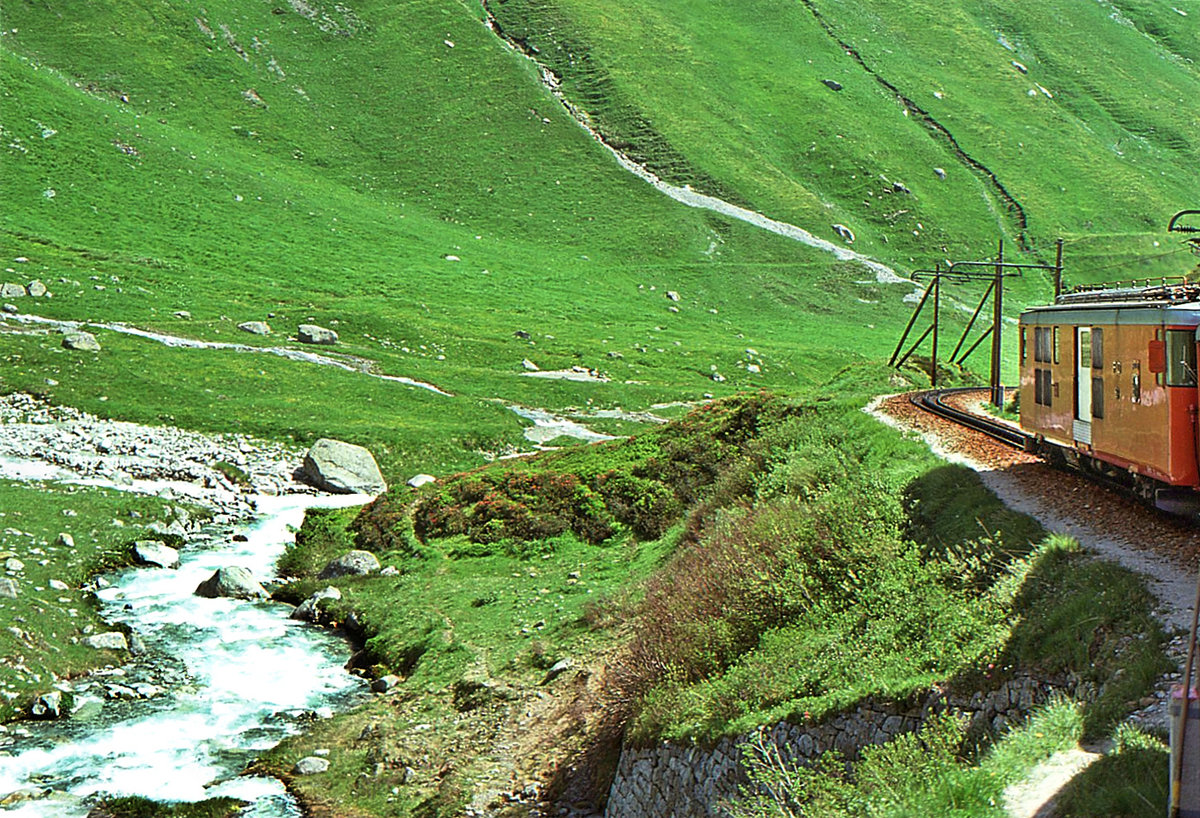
(1019, 286), (1200, 495)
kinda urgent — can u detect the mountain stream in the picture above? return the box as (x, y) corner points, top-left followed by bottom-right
(0, 430), (370, 815)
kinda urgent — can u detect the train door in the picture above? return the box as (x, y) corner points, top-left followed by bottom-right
(1074, 326), (1092, 444)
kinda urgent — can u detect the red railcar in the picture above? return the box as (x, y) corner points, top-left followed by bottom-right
(1018, 282), (1200, 505)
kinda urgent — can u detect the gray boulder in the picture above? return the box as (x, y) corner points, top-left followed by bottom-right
(291, 586), (343, 621)
(407, 474), (436, 488)
(27, 280), (47, 297)
(62, 331), (100, 352)
(297, 324), (338, 345)
(301, 438), (386, 495)
(293, 756), (330, 775)
(84, 632), (129, 651)
(194, 566), (268, 600)
(132, 541), (180, 569)
(1, 283), (26, 298)
(30, 691), (64, 720)
(318, 550), (380, 580)
(238, 321), (271, 335)
(371, 674), (402, 693)
(0, 578), (17, 598)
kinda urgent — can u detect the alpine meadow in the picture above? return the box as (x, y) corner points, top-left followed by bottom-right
(1, 1), (1197, 816)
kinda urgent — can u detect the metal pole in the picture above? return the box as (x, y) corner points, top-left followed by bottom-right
(889, 278), (937, 367)
(932, 272), (941, 386)
(950, 281), (996, 362)
(991, 239), (1005, 407)
(1170, 568), (1200, 817)
(957, 325), (994, 365)
(895, 325), (934, 369)
(1054, 238), (1064, 300)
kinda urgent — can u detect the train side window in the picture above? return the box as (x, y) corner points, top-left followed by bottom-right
(1037, 369), (1052, 406)
(1166, 329), (1197, 387)
(1091, 328), (1103, 370)
(1053, 326), (1060, 364)
(1092, 376), (1105, 418)
(1020, 328), (1027, 364)
(1034, 327), (1051, 363)
(1079, 328), (1091, 368)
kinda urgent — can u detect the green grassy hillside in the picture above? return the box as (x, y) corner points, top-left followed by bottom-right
(0, 1), (1188, 814)
(4, 0), (1199, 469)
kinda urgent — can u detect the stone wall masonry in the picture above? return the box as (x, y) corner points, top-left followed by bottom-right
(604, 672), (1078, 818)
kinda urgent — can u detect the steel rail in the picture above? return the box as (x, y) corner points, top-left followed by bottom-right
(908, 388), (1029, 449)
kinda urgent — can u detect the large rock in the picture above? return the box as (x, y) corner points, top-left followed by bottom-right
(26, 280), (47, 297)
(301, 438), (386, 495)
(194, 566), (267, 600)
(0, 283), (25, 298)
(294, 756), (330, 775)
(291, 586), (343, 621)
(62, 331), (100, 352)
(297, 324), (338, 345)
(318, 550), (380, 580)
(132, 540), (180, 569)
(30, 691), (65, 720)
(238, 321), (271, 335)
(84, 632), (129, 651)
(0, 578), (17, 598)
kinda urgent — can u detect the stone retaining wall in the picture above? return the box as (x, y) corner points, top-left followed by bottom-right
(605, 673), (1077, 818)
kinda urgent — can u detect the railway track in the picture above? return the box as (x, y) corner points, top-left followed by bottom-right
(908, 388), (1029, 450)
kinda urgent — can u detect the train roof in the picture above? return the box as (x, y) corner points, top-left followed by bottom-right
(1020, 281), (1200, 325)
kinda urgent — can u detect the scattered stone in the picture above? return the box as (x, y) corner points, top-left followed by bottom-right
(132, 540), (180, 569)
(6, 558), (24, 572)
(513, 330), (532, 340)
(318, 550), (380, 580)
(2, 304), (17, 313)
(62, 331), (100, 352)
(297, 324), (338, 345)
(371, 675), (402, 693)
(174, 310), (192, 320)
(891, 181), (912, 194)
(1012, 60), (1028, 74)
(822, 79), (843, 91)
(1, 283), (26, 298)
(30, 691), (64, 720)
(711, 372), (726, 383)
(237, 321), (271, 335)
(407, 474), (436, 488)
(521, 358), (539, 371)
(747, 363), (762, 374)
(665, 291), (680, 302)
(194, 566), (268, 600)
(831, 223), (855, 244)
(0, 578), (17, 598)
(380, 565), (399, 577)
(541, 658), (575, 685)
(301, 438), (386, 495)
(84, 632), (129, 651)
(294, 757), (330, 775)
(48, 579), (68, 591)
(934, 167), (947, 180)
(26, 280), (47, 297)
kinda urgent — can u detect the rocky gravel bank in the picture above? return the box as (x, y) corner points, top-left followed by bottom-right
(0, 392), (313, 518)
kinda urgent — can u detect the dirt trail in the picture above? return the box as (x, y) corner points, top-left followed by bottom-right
(869, 391), (1197, 818)
(1, 312), (452, 395)
(479, 4), (908, 287)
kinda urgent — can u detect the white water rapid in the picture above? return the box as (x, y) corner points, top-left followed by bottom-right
(0, 492), (370, 816)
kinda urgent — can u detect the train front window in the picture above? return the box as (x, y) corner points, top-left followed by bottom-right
(1166, 330), (1198, 387)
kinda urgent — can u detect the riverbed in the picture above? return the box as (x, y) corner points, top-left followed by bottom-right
(0, 395), (372, 814)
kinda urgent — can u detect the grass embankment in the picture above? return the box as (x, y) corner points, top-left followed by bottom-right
(266, 385), (1167, 816)
(0, 480), (192, 722)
